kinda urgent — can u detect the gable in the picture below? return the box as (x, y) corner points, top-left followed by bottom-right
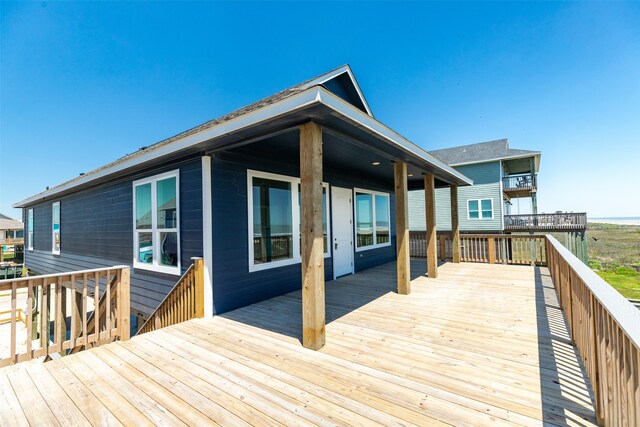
(321, 72), (370, 115)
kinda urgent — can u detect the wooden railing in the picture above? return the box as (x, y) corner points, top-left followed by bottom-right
(502, 174), (537, 192)
(137, 257), (205, 335)
(0, 266), (130, 367)
(504, 212), (587, 231)
(409, 232), (546, 265)
(546, 235), (640, 425)
(0, 238), (24, 245)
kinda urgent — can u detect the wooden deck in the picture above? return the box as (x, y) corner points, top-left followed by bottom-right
(0, 261), (597, 426)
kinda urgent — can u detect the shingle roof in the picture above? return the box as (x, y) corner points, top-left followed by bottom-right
(429, 139), (540, 166)
(19, 65), (363, 205)
(0, 213), (23, 230)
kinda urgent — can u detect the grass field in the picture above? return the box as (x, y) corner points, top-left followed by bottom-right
(584, 223), (640, 299)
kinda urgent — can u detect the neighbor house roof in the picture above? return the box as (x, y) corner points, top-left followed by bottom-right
(430, 139), (540, 167)
(0, 213), (23, 230)
(14, 65), (472, 208)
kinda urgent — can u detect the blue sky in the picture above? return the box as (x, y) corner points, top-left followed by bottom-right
(1, 1), (639, 220)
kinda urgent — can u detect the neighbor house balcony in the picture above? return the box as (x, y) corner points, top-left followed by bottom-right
(502, 173), (537, 198)
(505, 212), (587, 232)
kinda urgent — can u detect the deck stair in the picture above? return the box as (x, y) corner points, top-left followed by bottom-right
(136, 257), (205, 336)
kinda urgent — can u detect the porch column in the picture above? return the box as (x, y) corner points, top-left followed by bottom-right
(299, 122), (326, 350)
(394, 162), (410, 295)
(424, 174), (438, 278)
(450, 185), (461, 263)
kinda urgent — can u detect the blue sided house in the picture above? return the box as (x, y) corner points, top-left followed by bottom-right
(14, 65), (472, 327)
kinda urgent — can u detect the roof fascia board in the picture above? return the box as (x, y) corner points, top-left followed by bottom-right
(315, 88), (472, 186)
(448, 152), (542, 168)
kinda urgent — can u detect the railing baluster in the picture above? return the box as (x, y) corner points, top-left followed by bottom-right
(10, 281), (17, 364)
(82, 273), (88, 350)
(106, 270), (111, 339)
(41, 281), (49, 358)
(26, 279), (33, 360)
(94, 271), (99, 345)
(55, 276), (62, 354)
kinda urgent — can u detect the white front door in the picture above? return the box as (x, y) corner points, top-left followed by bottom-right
(331, 187), (354, 279)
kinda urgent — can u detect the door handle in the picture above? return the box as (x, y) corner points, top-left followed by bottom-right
(335, 242), (338, 250)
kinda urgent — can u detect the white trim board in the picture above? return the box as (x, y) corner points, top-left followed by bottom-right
(201, 156), (214, 316)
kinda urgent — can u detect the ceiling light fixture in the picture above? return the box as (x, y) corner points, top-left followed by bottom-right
(372, 161), (381, 166)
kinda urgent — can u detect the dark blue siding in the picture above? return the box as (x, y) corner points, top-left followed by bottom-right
(211, 155), (395, 314)
(24, 158), (203, 316)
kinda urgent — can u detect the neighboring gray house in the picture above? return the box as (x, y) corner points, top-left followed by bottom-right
(409, 139), (540, 233)
(0, 213), (24, 244)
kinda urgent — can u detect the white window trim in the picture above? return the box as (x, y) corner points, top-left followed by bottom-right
(52, 201), (60, 255)
(247, 169), (331, 273)
(353, 188), (392, 252)
(467, 198), (494, 220)
(132, 170), (181, 275)
(27, 208), (34, 251)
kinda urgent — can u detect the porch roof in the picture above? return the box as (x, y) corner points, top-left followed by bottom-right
(14, 67), (471, 208)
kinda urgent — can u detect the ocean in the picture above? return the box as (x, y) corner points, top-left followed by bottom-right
(590, 216), (640, 224)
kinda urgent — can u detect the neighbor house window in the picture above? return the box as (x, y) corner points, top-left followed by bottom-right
(133, 170), (180, 274)
(354, 189), (391, 250)
(52, 202), (60, 254)
(468, 198), (493, 219)
(27, 209), (33, 250)
(247, 170), (330, 272)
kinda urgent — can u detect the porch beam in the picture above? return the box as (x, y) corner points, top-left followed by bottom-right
(394, 162), (411, 295)
(450, 185), (461, 263)
(425, 174), (438, 278)
(299, 122), (326, 350)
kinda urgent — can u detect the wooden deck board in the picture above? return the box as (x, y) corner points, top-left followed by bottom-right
(0, 261), (598, 426)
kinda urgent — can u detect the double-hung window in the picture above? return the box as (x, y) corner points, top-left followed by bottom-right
(247, 170), (330, 272)
(133, 170), (180, 274)
(354, 189), (391, 251)
(27, 209), (33, 250)
(52, 202), (60, 254)
(468, 198), (493, 219)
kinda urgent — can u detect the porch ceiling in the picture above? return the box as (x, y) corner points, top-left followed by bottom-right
(221, 128), (452, 189)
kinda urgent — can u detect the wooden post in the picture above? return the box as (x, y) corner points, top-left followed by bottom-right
(450, 185), (460, 263)
(424, 174), (437, 278)
(118, 267), (130, 341)
(193, 257), (205, 318)
(488, 237), (496, 264)
(300, 122), (325, 350)
(394, 162), (410, 295)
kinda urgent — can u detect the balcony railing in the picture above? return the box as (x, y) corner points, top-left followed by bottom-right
(0, 266), (130, 367)
(410, 232), (640, 424)
(504, 212), (587, 231)
(0, 238), (24, 245)
(502, 174), (537, 193)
